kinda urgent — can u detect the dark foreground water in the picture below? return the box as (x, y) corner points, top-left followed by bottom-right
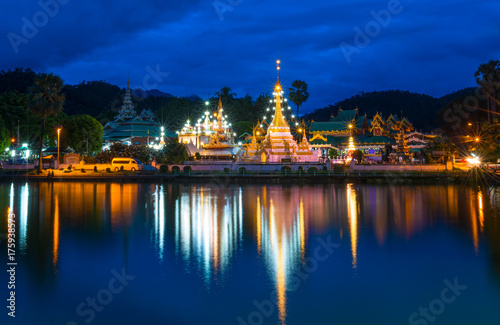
(1, 182), (500, 325)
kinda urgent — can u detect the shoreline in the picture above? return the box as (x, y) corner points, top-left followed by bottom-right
(0, 169), (486, 185)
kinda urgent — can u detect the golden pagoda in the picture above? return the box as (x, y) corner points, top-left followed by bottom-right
(177, 96), (238, 159)
(204, 97), (233, 149)
(243, 60), (320, 163)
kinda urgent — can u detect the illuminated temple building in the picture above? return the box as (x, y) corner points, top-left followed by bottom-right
(103, 80), (176, 147)
(242, 60), (320, 163)
(309, 107), (434, 161)
(178, 97), (239, 160)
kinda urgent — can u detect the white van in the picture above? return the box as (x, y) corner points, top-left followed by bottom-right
(111, 158), (144, 171)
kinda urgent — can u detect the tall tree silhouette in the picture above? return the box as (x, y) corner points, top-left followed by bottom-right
(475, 60), (500, 123)
(288, 80), (309, 117)
(28, 73), (65, 170)
(216, 87), (236, 101)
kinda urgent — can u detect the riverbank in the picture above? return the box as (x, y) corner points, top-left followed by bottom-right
(0, 168), (489, 185)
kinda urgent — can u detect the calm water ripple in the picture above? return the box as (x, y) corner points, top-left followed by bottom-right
(0, 182), (499, 325)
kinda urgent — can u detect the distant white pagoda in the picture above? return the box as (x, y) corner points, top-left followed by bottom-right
(102, 79), (176, 147)
(115, 79), (137, 121)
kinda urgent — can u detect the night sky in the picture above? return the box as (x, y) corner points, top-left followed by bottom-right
(2, 0), (499, 113)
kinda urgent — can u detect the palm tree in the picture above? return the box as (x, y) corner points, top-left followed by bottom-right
(216, 87), (236, 101)
(475, 60), (500, 123)
(288, 80), (309, 117)
(28, 73), (65, 170)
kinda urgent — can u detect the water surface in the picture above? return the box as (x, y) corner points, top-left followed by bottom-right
(1, 182), (499, 325)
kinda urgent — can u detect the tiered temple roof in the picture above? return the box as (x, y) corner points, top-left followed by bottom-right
(103, 80), (175, 145)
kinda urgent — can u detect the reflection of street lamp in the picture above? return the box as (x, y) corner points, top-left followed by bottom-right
(57, 126), (62, 167)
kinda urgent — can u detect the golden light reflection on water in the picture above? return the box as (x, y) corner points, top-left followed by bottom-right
(478, 190), (484, 232)
(2, 181), (499, 317)
(52, 194), (59, 268)
(255, 188), (307, 325)
(347, 184), (358, 270)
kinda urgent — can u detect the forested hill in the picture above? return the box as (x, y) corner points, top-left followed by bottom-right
(0, 68), (476, 132)
(302, 88), (476, 131)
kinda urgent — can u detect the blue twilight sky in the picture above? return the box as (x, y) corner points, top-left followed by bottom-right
(1, 0), (499, 114)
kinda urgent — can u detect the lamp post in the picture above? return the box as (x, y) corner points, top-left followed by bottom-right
(160, 126), (165, 145)
(467, 121), (480, 134)
(57, 126), (62, 168)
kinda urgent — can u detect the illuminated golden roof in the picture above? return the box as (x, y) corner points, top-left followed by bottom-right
(270, 60), (289, 129)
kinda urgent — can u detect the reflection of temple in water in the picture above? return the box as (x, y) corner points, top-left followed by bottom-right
(3, 181), (500, 312)
(254, 187), (307, 324)
(171, 185), (243, 285)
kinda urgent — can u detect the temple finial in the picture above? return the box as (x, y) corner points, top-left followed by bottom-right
(276, 59), (281, 79)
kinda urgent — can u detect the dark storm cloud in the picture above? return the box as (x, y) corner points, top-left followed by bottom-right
(1, 0), (499, 113)
(1, 0), (203, 67)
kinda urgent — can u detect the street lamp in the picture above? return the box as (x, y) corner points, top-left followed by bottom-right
(467, 121), (480, 134)
(57, 126), (62, 168)
(160, 126), (165, 145)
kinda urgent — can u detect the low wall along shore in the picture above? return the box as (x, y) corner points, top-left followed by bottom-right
(351, 164), (449, 172)
(164, 162), (326, 172)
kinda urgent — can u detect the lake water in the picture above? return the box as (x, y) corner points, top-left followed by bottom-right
(1, 182), (499, 325)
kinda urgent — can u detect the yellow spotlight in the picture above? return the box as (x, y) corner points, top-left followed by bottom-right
(348, 124), (353, 129)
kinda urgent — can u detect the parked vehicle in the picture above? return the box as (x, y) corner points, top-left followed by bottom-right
(111, 158), (144, 171)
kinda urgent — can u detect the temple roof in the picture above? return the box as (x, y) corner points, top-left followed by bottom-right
(330, 109), (357, 122)
(310, 135), (394, 146)
(361, 136), (395, 144)
(310, 121), (349, 132)
(270, 78), (289, 128)
(354, 116), (365, 128)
